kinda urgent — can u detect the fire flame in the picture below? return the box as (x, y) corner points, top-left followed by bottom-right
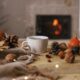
(52, 19), (59, 26)
(52, 19), (62, 36)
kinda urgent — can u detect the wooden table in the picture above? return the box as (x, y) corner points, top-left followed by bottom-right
(29, 52), (80, 80)
(29, 40), (80, 80)
(19, 39), (80, 80)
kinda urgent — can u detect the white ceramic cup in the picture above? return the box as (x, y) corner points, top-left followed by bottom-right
(21, 36), (48, 53)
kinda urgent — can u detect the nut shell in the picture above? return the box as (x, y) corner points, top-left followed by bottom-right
(5, 53), (16, 62)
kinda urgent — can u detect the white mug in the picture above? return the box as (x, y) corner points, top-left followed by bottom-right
(21, 36), (48, 53)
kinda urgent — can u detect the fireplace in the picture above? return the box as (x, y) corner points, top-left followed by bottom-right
(36, 15), (72, 39)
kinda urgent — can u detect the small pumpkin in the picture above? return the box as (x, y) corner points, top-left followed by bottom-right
(68, 36), (79, 48)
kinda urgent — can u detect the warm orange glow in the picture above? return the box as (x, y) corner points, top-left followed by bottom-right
(52, 19), (62, 36)
(52, 19), (59, 26)
(58, 24), (62, 31)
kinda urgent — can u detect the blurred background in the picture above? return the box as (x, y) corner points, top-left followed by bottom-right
(0, 0), (79, 38)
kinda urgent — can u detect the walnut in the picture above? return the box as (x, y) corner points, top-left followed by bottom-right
(5, 53), (17, 62)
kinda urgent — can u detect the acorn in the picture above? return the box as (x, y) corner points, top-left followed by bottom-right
(58, 51), (65, 59)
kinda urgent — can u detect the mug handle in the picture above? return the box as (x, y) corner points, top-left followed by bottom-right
(21, 41), (31, 51)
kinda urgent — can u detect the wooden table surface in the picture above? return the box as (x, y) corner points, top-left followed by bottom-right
(30, 52), (80, 80)
(19, 39), (80, 80)
(29, 39), (80, 80)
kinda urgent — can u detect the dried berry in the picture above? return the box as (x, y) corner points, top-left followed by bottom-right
(49, 50), (53, 54)
(46, 54), (52, 59)
(48, 59), (52, 62)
